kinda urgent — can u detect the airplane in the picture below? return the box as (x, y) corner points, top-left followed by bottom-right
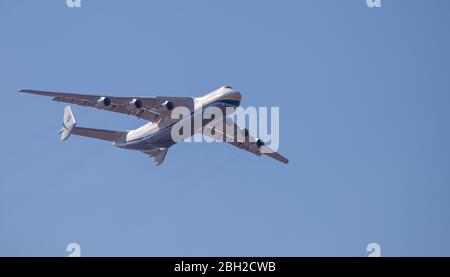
(19, 86), (289, 166)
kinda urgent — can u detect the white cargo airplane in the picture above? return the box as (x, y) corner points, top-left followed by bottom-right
(19, 86), (288, 166)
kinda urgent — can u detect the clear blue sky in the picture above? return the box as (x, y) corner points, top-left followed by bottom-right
(1, 0), (450, 256)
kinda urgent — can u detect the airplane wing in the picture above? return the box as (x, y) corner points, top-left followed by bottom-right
(19, 89), (194, 123)
(202, 120), (289, 164)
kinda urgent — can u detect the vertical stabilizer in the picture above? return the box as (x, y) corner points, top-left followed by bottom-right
(59, 106), (77, 141)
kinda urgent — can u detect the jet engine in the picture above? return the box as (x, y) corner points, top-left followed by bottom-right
(160, 100), (174, 112)
(249, 138), (265, 153)
(256, 138), (265, 148)
(95, 97), (112, 109)
(126, 99), (143, 111)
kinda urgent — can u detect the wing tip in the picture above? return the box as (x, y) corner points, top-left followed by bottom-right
(18, 89), (34, 93)
(263, 151), (289, 164)
(276, 156), (289, 164)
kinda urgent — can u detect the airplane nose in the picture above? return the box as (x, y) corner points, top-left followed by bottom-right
(220, 86), (241, 106)
(234, 91), (241, 102)
(231, 90), (241, 106)
(226, 87), (241, 101)
(224, 86), (240, 97)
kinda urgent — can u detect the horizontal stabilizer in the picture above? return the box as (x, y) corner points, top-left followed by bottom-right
(59, 106), (125, 142)
(72, 127), (125, 142)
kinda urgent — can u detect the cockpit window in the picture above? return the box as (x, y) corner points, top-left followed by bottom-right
(223, 86), (232, 89)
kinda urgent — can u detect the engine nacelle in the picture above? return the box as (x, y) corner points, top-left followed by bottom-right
(248, 139), (264, 153)
(160, 100), (174, 112)
(126, 99), (143, 111)
(95, 97), (112, 109)
(256, 138), (265, 148)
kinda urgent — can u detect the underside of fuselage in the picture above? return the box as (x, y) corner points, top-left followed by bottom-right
(114, 101), (239, 152)
(112, 86), (241, 152)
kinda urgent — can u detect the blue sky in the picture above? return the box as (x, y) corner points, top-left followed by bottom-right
(1, 0), (450, 256)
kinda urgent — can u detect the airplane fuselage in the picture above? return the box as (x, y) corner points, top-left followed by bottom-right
(113, 86), (241, 151)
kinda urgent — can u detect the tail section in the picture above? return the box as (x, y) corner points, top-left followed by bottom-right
(59, 106), (126, 142)
(60, 106), (76, 141)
